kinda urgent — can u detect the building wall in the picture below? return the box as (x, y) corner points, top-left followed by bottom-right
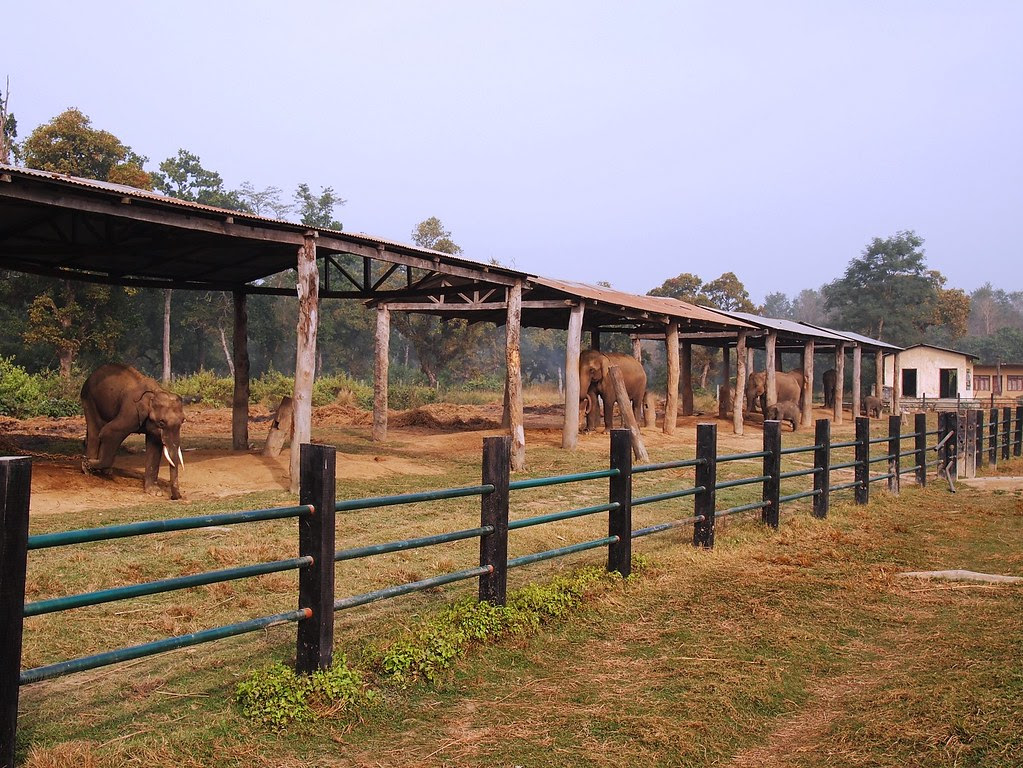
(883, 347), (974, 399)
(972, 364), (1023, 396)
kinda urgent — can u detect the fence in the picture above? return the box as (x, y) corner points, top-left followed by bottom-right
(3, 406), (1023, 765)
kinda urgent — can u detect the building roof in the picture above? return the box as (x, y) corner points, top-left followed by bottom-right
(801, 324), (903, 352)
(884, 343), (978, 360)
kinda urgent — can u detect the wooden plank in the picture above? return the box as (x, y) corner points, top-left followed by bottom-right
(562, 302), (586, 449)
(834, 342), (846, 425)
(289, 235), (319, 493)
(296, 444), (336, 674)
(607, 430), (633, 576)
(262, 397), (294, 457)
(506, 281), (526, 470)
(0, 457), (31, 768)
(479, 437), (511, 604)
(609, 366), (650, 462)
(232, 290), (250, 451)
(373, 306), (390, 442)
(664, 321), (679, 435)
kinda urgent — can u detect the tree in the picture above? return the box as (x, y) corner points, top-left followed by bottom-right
(791, 288), (829, 325)
(22, 108), (150, 188)
(647, 272), (704, 303)
(702, 272), (756, 313)
(293, 183), (344, 229)
(152, 149), (248, 209)
(761, 292), (793, 319)
(0, 77), (17, 164)
(238, 182), (293, 219)
(823, 231), (939, 345)
(393, 218), (501, 387)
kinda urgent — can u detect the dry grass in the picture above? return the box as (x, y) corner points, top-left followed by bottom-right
(13, 424), (1023, 767)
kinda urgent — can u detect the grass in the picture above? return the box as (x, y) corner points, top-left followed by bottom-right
(13, 416), (1023, 767)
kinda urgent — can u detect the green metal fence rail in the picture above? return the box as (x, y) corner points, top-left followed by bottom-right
(4, 406), (1017, 768)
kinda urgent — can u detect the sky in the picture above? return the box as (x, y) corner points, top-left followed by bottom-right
(5, 1), (1021, 303)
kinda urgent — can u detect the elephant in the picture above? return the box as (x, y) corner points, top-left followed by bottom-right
(765, 400), (801, 432)
(81, 363), (185, 499)
(862, 395), (883, 418)
(745, 370), (806, 415)
(822, 368), (837, 409)
(578, 349), (647, 432)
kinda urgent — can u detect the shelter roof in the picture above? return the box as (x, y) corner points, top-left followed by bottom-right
(801, 324), (902, 352)
(714, 311), (849, 347)
(883, 343), (978, 360)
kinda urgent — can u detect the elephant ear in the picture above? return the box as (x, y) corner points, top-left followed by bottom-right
(135, 390), (155, 423)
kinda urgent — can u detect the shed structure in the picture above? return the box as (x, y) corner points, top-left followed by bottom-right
(883, 344), (977, 409)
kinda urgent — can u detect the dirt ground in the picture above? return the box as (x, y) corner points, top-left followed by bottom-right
(1, 400), (853, 518)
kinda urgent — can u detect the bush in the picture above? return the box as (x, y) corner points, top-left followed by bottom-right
(389, 383), (437, 410)
(170, 370), (233, 407)
(0, 357), (46, 417)
(250, 369), (294, 407)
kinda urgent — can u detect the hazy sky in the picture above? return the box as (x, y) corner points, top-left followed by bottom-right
(6, 1), (1021, 302)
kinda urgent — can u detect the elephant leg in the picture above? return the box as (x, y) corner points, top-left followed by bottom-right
(84, 422), (130, 474)
(602, 391), (615, 431)
(81, 400), (102, 463)
(169, 461), (181, 500)
(583, 391), (599, 432)
(144, 434), (163, 496)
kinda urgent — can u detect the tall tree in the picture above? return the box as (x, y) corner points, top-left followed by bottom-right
(238, 182), (292, 219)
(791, 288), (828, 325)
(152, 149), (248, 209)
(647, 272), (704, 303)
(702, 272), (756, 313)
(823, 231), (939, 345)
(293, 183), (344, 229)
(0, 77), (16, 164)
(761, 292), (794, 319)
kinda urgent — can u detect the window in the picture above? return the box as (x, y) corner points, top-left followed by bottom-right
(975, 375), (991, 391)
(1008, 376), (1023, 392)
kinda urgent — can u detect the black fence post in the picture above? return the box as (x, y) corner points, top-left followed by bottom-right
(762, 420), (781, 529)
(976, 409), (986, 470)
(693, 423), (717, 548)
(1015, 405), (1023, 458)
(608, 429), (633, 577)
(989, 407), (999, 467)
(479, 436), (511, 605)
(296, 443), (336, 675)
(914, 412), (928, 487)
(812, 418), (830, 519)
(1002, 407), (1012, 462)
(855, 416), (870, 505)
(888, 414), (901, 493)
(1, 457), (32, 768)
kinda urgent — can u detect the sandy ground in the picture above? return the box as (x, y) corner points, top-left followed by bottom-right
(1, 400), (852, 518)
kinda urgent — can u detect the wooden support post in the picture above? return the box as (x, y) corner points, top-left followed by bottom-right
(802, 339), (814, 427)
(733, 331), (747, 435)
(562, 302), (585, 450)
(681, 341), (694, 416)
(232, 290), (250, 451)
(875, 349), (884, 399)
(693, 423), (717, 548)
(590, 329), (601, 351)
(372, 306), (390, 442)
(632, 337), (642, 361)
(1, 457), (31, 768)
(976, 409), (985, 469)
(851, 345), (862, 423)
(989, 407), (998, 467)
(608, 429), (633, 577)
(718, 346), (731, 419)
(1015, 406), (1023, 457)
(290, 234), (319, 493)
(762, 419), (781, 529)
(834, 342), (846, 425)
(664, 321), (679, 435)
(766, 331), (778, 406)
(813, 418), (830, 518)
(915, 412), (928, 486)
(609, 366), (650, 462)
(957, 409), (970, 479)
(892, 352), (901, 416)
(855, 416), (870, 505)
(1002, 406), (1012, 462)
(479, 436), (511, 605)
(746, 346), (754, 379)
(506, 281), (526, 470)
(888, 414), (900, 493)
(296, 444), (336, 674)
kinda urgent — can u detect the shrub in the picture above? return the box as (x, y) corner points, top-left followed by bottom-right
(250, 369), (294, 407)
(0, 357), (46, 417)
(170, 370), (233, 407)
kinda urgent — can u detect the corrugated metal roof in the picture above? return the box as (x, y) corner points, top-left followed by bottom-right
(885, 343), (977, 359)
(530, 276), (755, 329)
(802, 324), (903, 351)
(719, 311), (850, 341)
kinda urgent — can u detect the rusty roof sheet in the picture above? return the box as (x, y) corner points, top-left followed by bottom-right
(530, 276), (755, 329)
(717, 311), (852, 342)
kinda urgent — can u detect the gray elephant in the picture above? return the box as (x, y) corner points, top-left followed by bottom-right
(745, 370), (806, 414)
(822, 368), (837, 409)
(862, 395), (882, 418)
(81, 363), (186, 499)
(579, 349), (647, 432)
(765, 400), (801, 432)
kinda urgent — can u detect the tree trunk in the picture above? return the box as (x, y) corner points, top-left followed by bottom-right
(218, 325), (235, 377)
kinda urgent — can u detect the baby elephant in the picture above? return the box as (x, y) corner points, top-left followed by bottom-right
(862, 395), (882, 418)
(765, 400), (801, 432)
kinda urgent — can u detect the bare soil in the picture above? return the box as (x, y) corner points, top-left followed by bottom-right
(1, 401), (854, 517)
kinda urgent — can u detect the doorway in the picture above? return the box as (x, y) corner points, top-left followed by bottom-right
(939, 368), (957, 398)
(902, 369), (918, 398)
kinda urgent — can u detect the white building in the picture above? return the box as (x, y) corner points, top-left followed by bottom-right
(883, 344), (977, 403)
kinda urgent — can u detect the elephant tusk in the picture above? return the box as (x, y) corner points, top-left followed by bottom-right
(177, 447), (185, 473)
(163, 446), (176, 468)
